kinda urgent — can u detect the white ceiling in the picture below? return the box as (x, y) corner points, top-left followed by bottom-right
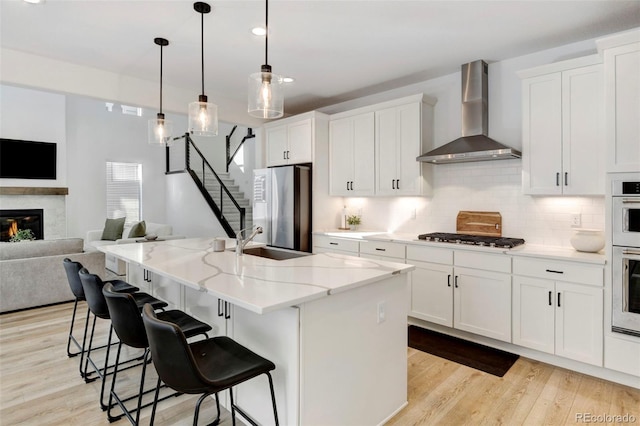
(2, 0), (639, 122)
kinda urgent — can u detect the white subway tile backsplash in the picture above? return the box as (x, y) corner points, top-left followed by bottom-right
(343, 160), (604, 248)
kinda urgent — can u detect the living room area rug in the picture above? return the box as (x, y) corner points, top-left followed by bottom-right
(408, 325), (519, 377)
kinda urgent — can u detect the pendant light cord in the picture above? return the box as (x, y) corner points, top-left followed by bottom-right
(200, 10), (205, 96)
(264, 0), (269, 65)
(159, 44), (164, 113)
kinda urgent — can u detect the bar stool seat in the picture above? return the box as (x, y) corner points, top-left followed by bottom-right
(79, 268), (167, 411)
(142, 304), (279, 426)
(103, 282), (212, 424)
(62, 258), (138, 380)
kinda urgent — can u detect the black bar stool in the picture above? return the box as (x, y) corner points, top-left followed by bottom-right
(142, 303), (279, 426)
(62, 258), (138, 379)
(79, 268), (167, 411)
(102, 282), (212, 424)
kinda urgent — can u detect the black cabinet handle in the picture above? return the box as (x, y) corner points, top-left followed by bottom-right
(329, 242), (338, 246)
(375, 248), (386, 251)
(283, 151), (287, 160)
(346, 181), (350, 191)
(556, 172), (560, 186)
(545, 269), (564, 274)
(396, 179), (400, 189)
(447, 274), (451, 287)
(218, 299), (223, 317)
(548, 291), (552, 306)
(392, 180), (396, 189)
(454, 276), (459, 288)
(287, 150), (290, 159)
(350, 181), (354, 191)
(564, 172), (568, 186)
(224, 301), (231, 319)
(557, 293), (561, 308)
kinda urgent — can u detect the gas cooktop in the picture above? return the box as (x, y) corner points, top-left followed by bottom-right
(417, 232), (525, 249)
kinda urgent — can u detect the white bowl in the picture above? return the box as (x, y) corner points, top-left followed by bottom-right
(570, 229), (604, 253)
(145, 234), (158, 241)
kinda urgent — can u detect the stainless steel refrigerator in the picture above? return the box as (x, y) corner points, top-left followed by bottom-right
(253, 165), (312, 252)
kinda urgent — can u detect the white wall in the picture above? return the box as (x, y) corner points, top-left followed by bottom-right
(166, 173), (227, 238)
(0, 85), (67, 186)
(65, 95), (188, 238)
(313, 37), (605, 248)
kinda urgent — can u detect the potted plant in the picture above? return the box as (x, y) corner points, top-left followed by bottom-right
(346, 215), (361, 231)
(9, 229), (36, 242)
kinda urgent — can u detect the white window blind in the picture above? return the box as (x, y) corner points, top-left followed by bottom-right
(106, 162), (142, 224)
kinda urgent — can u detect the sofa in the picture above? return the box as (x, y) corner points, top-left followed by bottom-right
(84, 222), (181, 275)
(0, 238), (105, 313)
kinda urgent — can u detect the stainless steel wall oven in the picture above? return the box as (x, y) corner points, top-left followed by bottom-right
(612, 177), (640, 337)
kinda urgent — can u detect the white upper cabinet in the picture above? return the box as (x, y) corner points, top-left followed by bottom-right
(519, 56), (605, 195)
(597, 30), (640, 173)
(329, 93), (436, 197)
(264, 112), (328, 167)
(376, 103), (425, 196)
(329, 112), (375, 196)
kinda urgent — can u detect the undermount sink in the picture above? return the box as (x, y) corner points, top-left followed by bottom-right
(241, 246), (311, 260)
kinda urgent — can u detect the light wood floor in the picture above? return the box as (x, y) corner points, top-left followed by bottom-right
(1, 302), (639, 426)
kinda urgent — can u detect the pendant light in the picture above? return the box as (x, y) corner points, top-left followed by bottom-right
(148, 37), (174, 146)
(189, 1), (218, 136)
(248, 0), (284, 119)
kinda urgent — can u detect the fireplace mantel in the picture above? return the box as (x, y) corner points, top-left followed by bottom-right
(0, 187), (68, 196)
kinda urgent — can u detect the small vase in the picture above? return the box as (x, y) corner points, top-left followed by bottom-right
(349, 225), (358, 231)
(570, 229), (605, 253)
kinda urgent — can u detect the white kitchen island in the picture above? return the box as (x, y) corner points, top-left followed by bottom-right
(99, 237), (413, 426)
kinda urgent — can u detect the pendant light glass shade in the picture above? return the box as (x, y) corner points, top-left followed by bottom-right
(148, 37), (173, 146)
(248, 0), (284, 119)
(148, 113), (174, 146)
(189, 95), (218, 136)
(189, 2), (218, 136)
(248, 65), (284, 119)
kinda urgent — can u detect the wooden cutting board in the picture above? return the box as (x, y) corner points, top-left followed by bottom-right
(456, 211), (502, 236)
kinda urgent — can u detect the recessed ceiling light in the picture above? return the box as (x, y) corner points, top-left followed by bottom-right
(23, 0), (45, 4)
(282, 77), (295, 83)
(251, 27), (267, 36)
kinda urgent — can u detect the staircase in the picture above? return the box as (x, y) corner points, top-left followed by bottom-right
(193, 170), (252, 234)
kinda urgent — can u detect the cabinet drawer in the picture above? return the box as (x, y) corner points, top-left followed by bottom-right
(513, 257), (603, 287)
(406, 245), (453, 265)
(454, 250), (511, 273)
(313, 235), (359, 253)
(359, 240), (405, 258)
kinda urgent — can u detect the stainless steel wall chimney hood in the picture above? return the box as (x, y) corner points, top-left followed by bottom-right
(417, 60), (521, 164)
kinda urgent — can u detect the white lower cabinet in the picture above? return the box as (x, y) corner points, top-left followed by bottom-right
(408, 246), (511, 342)
(358, 240), (405, 262)
(312, 234), (359, 256)
(127, 263), (182, 310)
(128, 263), (231, 337)
(454, 266), (512, 342)
(410, 260), (453, 327)
(183, 286), (232, 337)
(512, 257), (603, 366)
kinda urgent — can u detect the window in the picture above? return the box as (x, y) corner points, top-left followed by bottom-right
(106, 162), (142, 224)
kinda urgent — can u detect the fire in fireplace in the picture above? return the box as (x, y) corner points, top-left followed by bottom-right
(0, 209), (44, 241)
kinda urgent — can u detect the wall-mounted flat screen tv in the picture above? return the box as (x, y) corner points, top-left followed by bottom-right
(0, 138), (57, 180)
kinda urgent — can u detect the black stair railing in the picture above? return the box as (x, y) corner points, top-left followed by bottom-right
(168, 133), (245, 238)
(226, 126), (255, 172)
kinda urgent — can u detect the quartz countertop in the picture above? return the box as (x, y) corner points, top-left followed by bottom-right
(313, 230), (607, 264)
(99, 237), (414, 314)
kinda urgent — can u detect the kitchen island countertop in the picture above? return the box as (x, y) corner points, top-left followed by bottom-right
(99, 236), (414, 314)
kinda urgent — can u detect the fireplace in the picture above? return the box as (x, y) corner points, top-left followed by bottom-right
(0, 209), (44, 241)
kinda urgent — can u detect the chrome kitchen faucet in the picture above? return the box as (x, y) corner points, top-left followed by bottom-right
(236, 226), (263, 256)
